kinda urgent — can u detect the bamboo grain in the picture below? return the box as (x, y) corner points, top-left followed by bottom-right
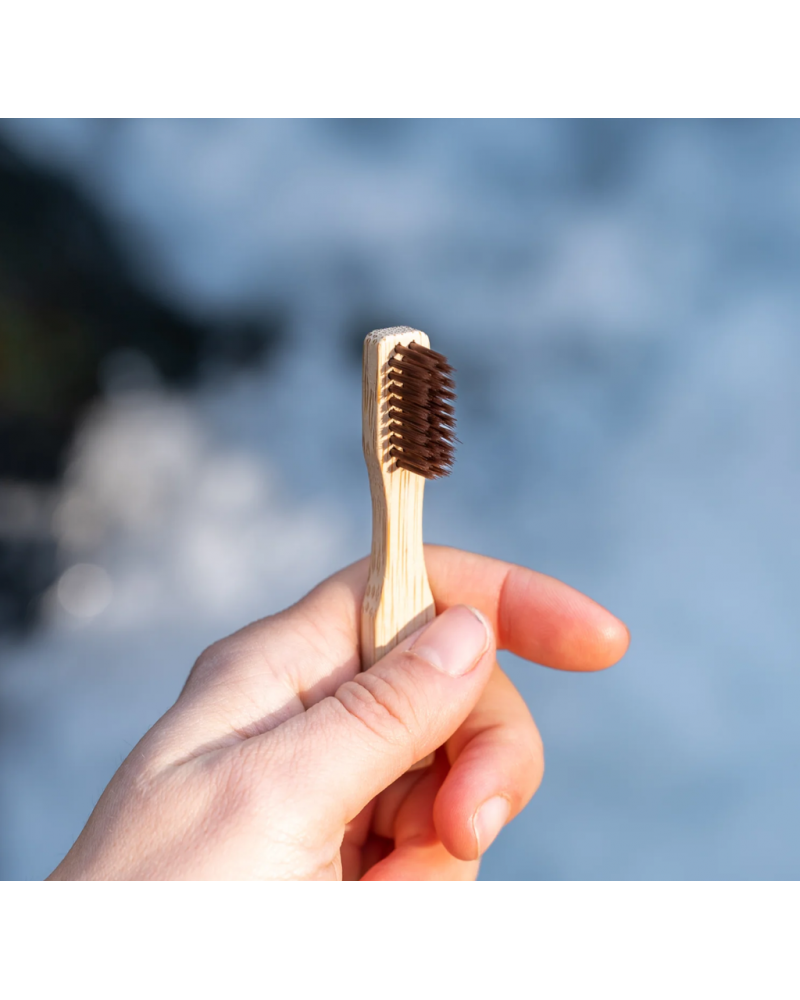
(361, 326), (436, 670)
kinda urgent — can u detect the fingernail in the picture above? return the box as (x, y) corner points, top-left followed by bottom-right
(409, 605), (490, 677)
(473, 795), (511, 855)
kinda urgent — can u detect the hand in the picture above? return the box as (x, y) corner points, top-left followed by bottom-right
(48, 546), (629, 880)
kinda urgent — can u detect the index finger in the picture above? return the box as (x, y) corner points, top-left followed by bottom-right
(424, 545), (628, 672)
(325, 545), (628, 674)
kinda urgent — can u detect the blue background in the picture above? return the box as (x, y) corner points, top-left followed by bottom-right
(1, 120), (798, 879)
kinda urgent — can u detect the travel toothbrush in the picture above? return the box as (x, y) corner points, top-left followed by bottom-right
(361, 326), (457, 767)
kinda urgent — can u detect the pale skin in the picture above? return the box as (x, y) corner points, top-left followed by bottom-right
(49, 546), (629, 881)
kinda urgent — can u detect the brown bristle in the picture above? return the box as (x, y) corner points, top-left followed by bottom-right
(386, 341), (456, 479)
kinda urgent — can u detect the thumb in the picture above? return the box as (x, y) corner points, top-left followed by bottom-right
(265, 605), (494, 828)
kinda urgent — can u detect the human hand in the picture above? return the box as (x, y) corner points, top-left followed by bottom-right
(49, 546), (629, 880)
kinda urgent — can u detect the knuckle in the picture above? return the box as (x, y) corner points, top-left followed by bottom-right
(512, 699), (545, 789)
(334, 670), (422, 747)
(503, 712), (544, 783)
(184, 638), (231, 690)
(182, 629), (258, 697)
(525, 726), (545, 791)
(533, 751), (545, 791)
(492, 723), (545, 802)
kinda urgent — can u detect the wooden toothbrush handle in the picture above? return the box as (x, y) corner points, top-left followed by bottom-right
(361, 534), (435, 669)
(361, 327), (437, 769)
(361, 327), (435, 667)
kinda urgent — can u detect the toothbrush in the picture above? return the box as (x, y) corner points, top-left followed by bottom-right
(361, 327), (457, 765)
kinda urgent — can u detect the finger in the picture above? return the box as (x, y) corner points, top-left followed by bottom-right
(248, 605), (495, 833)
(370, 667), (543, 861)
(371, 766), (434, 840)
(434, 662), (543, 860)
(362, 842), (480, 881)
(362, 757), (480, 881)
(318, 546), (629, 671)
(424, 545), (629, 671)
(341, 799), (377, 881)
(357, 835), (394, 878)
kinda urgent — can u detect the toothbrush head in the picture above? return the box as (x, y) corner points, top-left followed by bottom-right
(386, 341), (456, 479)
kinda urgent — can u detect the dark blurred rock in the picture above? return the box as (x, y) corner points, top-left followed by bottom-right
(205, 313), (285, 375)
(0, 139), (194, 479)
(0, 136), (283, 632)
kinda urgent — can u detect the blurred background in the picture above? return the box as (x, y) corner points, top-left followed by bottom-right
(1, 119), (798, 880)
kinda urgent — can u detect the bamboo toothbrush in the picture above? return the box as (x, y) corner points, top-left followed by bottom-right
(361, 327), (457, 765)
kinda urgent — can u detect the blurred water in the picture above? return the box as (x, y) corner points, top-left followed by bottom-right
(1, 119), (799, 879)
